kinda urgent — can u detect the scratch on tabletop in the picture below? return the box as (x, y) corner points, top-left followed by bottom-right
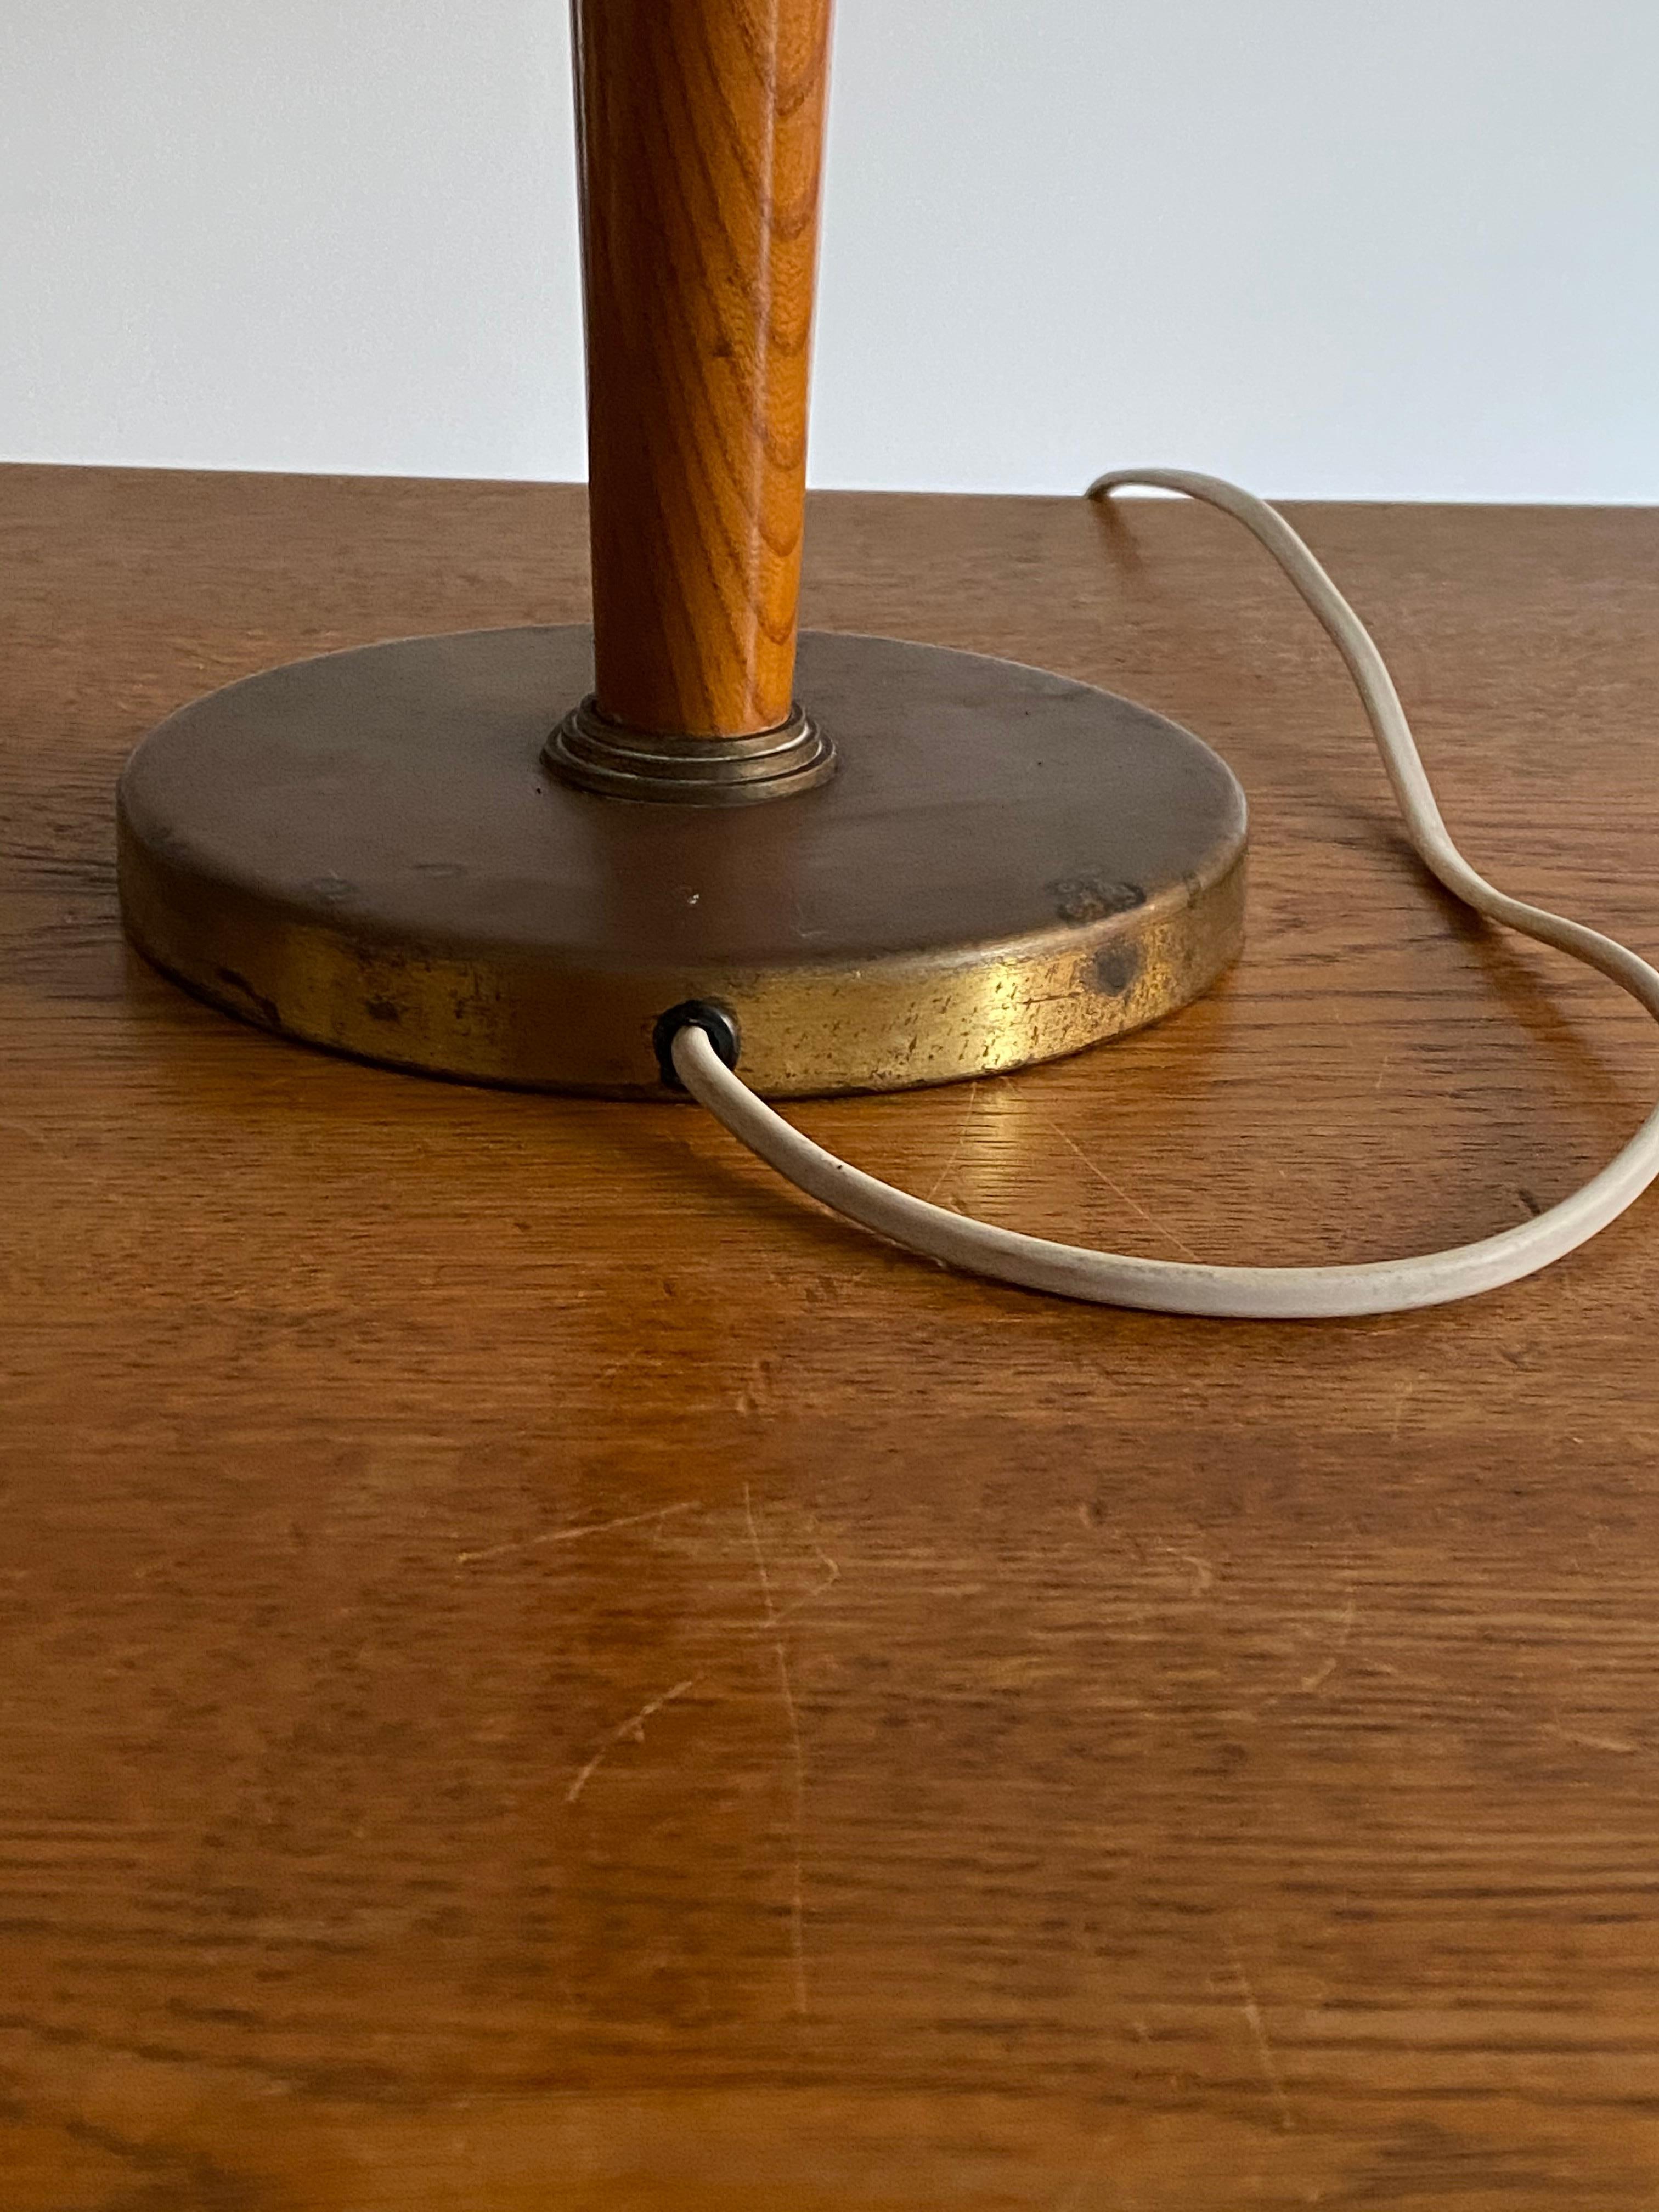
(1389, 1382), (1418, 1445)
(1224, 1929), (1295, 2132)
(736, 1357), (775, 1417)
(800, 1537), (842, 1609)
(744, 1481), (809, 2016)
(1298, 1590), (1358, 1694)
(1154, 1541), (1216, 1596)
(457, 1499), (698, 1567)
(921, 1079), (982, 1204)
(1041, 1113), (1204, 1263)
(566, 1677), (702, 1803)
(1367, 1656), (1639, 1756)
(1543, 1722), (1637, 1756)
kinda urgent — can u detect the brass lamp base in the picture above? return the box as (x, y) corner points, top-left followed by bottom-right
(117, 627), (1247, 1098)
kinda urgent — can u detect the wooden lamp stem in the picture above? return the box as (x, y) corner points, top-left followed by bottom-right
(572, 0), (834, 741)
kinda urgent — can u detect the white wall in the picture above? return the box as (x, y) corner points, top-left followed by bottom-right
(5, 1), (1657, 500)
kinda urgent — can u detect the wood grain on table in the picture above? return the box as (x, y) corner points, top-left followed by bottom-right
(3, 465), (1659, 2210)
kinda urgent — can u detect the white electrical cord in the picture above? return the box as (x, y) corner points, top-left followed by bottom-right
(671, 468), (1659, 1318)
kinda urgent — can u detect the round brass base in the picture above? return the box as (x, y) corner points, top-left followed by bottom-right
(116, 627), (1248, 1097)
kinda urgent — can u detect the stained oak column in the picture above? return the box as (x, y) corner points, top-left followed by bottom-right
(572, 0), (834, 739)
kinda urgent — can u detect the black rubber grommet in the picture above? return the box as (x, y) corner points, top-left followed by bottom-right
(653, 1000), (742, 1091)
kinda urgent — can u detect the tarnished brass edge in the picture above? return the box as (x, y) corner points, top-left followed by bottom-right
(119, 807), (1246, 1099)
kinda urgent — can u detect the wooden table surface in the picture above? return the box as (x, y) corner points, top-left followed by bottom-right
(3, 465), (1659, 2210)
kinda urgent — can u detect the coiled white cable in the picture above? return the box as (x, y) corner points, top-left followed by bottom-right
(671, 469), (1659, 1318)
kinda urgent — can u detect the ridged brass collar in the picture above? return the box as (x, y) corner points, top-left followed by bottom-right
(545, 697), (836, 805)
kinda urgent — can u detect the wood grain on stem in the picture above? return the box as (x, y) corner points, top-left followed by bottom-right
(574, 0), (833, 737)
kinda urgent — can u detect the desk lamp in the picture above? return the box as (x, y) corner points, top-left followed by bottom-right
(115, 0), (1659, 1318)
